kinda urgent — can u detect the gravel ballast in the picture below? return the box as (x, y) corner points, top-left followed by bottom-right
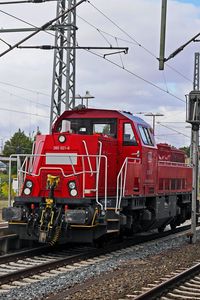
(1, 230), (200, 300)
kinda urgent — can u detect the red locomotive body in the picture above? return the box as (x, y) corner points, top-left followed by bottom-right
(3, 107), (192, 244)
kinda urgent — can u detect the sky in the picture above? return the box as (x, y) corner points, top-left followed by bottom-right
(0, 0), (200, 148)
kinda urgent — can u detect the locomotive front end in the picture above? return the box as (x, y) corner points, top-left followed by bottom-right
(3, 131), (111, 244)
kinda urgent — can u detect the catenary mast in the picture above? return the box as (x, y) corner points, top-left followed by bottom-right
(50, 0), (76, 131)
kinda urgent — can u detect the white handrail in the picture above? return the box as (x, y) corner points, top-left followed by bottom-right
(82, 140), (93, 176)
(82, 156), (85, 198)
(158, 160), (191, 167)
(8, 157), (12, 206)
(123, 160), (128, 197)
(29, 140), (44, 173)
(68, 155), (76, 175)
(116, 157), (141, 213)
(9, 153), (107, 211)
(95, 141), (102, 210)
(116, 158), (128, 213)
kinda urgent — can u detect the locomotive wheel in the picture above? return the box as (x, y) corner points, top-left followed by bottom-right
(170, 221), (176, 231)
(94, 237), (107, 248)
(158, 225), (165, 233)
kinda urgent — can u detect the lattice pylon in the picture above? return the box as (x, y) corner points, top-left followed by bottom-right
(50, 0), (76, 130)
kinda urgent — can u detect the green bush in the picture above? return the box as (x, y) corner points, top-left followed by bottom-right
(0, 175), (16, 200)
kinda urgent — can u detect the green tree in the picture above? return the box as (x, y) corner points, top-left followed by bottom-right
(179, 146), (190, 157)
(3, 129), (33, 157)
(102, 124), (110, 135)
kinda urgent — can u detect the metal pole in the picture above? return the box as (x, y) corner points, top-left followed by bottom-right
(144, 113), (164, 134)
(191, 124), (199, 243)
(153, 115), (155, 134)
(191, 53), (200, 162)
(159, 0), (167, 70)
(190, 53), (200, 243)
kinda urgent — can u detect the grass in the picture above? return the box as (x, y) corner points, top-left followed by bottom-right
(0, 199), (8, 209)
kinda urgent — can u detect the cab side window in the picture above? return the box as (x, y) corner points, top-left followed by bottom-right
(123, 123), (137, 146)
(138, 125), (154, 146)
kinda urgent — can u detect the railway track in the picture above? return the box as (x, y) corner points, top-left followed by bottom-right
(0, 241), (127, 291)
(0, 223), (197, 296)
(128, 262), (200, 300)
(0, 222), (8, 229)
(0, 246), (97, 289)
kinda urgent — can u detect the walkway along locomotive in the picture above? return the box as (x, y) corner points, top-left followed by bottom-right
(3, 107), (192, 244)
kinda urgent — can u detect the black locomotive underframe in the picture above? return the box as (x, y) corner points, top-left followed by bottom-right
(9, 192), (192, 243)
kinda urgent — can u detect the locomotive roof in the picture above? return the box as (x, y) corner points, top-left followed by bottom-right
(53, 107), (151, 129)
(120, 111), (150, 127)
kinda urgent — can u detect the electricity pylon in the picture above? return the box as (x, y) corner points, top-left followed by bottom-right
(50, 0), (77, 130)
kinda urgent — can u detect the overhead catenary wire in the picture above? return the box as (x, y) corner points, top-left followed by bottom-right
(0, 0), (87, 57)
(0, 0), (58, 5)
(13, 28), (185, 103)
(0, 8), (41, 29)
(78, 12), (192, 84)
(24, 42), (185, 103)
(0, 7), (61, 40)
(0, 86), (50, 107)
(0, 11), (185, 104)
(77, 14), (138, 46)
(157, 122), (190, 138)
(87, 1), (193, 84)
(87, 1), (157, 59)
(0, 36), (11, 47)
(165, 63), (192, 83)
(0, 0), (192, 145)
(0, 106), (49, 118)
(0, 80), (50, 97)
(0, 2), (193, 86)
(159, 121), (188, 123)
(155, 133), (180, 136)
(115, 37), (124, 69)
(162, 70), (169, 93)
(0, 1), (189, 107)
(86, 49), (185, 103)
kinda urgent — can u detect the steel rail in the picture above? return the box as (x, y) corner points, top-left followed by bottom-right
(134, 263), (200, 299)
(0, 244), (50, 264)
(0, 247), (96, 285)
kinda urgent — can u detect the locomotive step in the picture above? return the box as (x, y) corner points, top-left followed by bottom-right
(106, 210), (120, 218)
(106, 229), (120, 233)
(106, 213), (120, 231)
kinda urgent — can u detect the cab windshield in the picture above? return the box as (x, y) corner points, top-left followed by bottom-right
(56, 118), (117, 138)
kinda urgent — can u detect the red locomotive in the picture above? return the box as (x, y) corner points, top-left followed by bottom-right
(3, 107), (192, 244)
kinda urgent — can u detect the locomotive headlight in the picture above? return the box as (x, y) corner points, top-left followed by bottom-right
(68, 181), (76, 189)
(24, 188), (31, 195)
(68, 181), (77, 196)
(26, 180), (33, 188)
(58, 135), (66, 143)
(70, 189), (78, 197)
